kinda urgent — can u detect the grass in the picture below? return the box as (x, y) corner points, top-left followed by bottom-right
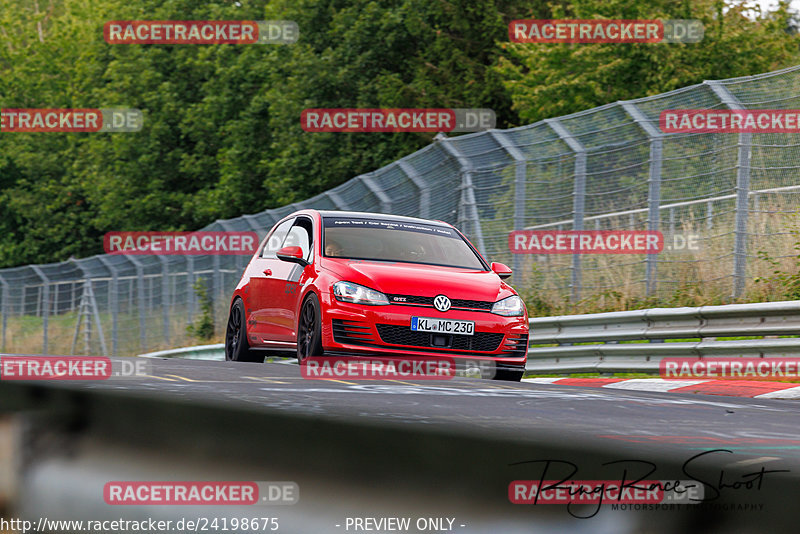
(516, 200), (800, 317)
(1, 305), (224, 356)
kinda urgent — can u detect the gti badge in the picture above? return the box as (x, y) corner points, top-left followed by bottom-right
(433, 295), (451, 312)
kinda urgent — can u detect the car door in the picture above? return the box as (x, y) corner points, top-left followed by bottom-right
(265, 216), (315, 342)
(247, 217), (294, 342)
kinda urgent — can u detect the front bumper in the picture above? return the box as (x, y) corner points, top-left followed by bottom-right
(321, 293), (528, 369)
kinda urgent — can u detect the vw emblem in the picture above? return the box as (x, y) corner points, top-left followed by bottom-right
(433, 295), (451, 312)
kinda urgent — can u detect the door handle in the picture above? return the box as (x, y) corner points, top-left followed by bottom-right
(263, 269), (272, 276)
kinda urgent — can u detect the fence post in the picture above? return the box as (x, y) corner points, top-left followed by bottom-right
(545, 119), (586, 302)
(360, 173), (392, 213)
(0, 274), (7, 353)
(397, 160), (429, 219)
(436, 135), (487, 256)
(88, 279), (108, 355)
(97, 257), (119, 356)
(622, 101), (664, 295)
(707, 80), (752, 299)
(215, 218), (247, 332)
(213, 253), (221, 307)
(126, 256), (147, 352)
(325, 192), (350, 211)
(489, 130), (527, 286)
(158, 256), (170, 346)
(30, 266), (50, 354)
(187, 256), (196, 325)
(241, 214), (269, 272)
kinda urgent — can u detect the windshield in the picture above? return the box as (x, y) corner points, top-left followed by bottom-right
(323, 217), (485, 270)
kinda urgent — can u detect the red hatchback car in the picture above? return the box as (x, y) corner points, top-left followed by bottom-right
(225, 210), (528, 380)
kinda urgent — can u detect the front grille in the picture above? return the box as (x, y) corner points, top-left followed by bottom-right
(387, 294), (494, 311)
(451, 298), (494, 310)
(332, 319), (374, 345)
(376, 324), (504, 352)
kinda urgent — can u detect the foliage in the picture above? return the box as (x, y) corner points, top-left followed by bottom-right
(493, 0), (800, 123)
(0, 0), (540, 267)
(1, 0), (799, 270)
(754, 211), (800, 300)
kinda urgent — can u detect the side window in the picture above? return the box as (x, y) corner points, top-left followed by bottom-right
(282, 218), (313, 260)
(260, 218), (294, 258)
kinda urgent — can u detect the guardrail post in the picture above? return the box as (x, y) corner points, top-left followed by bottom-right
(96, 257), (119, 356)
(360, 173), (392, 213)
(707, 81), (752, 299)
(29, 266), (50, 354)
(490, 130), (528, 286)
(436, 135), (487, 257)
(397, 160), (429, 219)
(622, 102), (663, 295)
(546, 119), (586, 302)
(0, 274), (7, 353)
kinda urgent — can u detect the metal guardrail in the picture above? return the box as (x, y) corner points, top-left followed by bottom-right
(139, 300), (800, 374)
(139, 343), (224, 360)
(526, 300), (800, 373)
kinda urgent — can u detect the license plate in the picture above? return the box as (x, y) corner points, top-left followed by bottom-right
(411, 317), (475, 336)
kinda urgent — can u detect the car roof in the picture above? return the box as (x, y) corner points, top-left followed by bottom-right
(316, 210), (451, 228)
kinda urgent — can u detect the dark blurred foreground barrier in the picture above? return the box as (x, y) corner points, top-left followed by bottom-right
(0, 380), (798, 534)
(528, 300), (800, 373)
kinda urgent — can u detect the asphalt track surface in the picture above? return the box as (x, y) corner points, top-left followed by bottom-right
(6, 356), (800, 533)
(86, 357), (800, 463)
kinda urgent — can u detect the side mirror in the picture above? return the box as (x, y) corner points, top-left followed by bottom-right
(491, 262), (512, 280)
(276, 246), (309, 267)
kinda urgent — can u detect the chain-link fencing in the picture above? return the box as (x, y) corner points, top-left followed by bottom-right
(4, 64), (800, 355)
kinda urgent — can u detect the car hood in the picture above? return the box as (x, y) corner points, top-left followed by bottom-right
(323, 259), (512, 302)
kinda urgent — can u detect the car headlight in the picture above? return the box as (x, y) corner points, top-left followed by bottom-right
(333, 281), (389, 306)
(491, 295), (525, 316)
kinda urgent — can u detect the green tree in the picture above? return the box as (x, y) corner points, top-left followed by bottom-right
(0, 0), (548, 266)
(494, 0), (800, 123)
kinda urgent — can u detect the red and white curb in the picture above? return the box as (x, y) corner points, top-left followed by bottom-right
(522, 377), (800, 399)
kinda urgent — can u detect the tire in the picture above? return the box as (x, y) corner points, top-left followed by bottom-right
(493, 368), (524, 382)
(225, 298), (264, 363)
(297, 292), (323, 363)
